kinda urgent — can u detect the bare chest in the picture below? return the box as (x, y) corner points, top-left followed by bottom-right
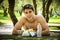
(23, 20), (38, 30)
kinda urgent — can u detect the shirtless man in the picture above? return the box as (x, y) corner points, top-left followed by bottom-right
(13, 4), (50, 36)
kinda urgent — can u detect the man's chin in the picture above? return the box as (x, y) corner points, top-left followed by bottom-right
(27, 17), (32, 20)
(27, 17), (31, 18)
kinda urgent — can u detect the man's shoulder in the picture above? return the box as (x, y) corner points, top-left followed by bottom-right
(20, 16), (26, 22)
(21, 16), (26, 19)
(36, 15), (43, 19)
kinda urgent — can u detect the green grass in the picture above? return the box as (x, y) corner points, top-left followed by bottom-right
(0, 10), (4, 13)
(49, 16), (60, 24)
(49, 27), (60, 30)
(48, 16), (60, 30)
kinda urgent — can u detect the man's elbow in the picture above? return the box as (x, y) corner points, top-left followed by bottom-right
(12, 28), (18, 35)
(42, 29), (50, 36)
(46, 30), (50, 35)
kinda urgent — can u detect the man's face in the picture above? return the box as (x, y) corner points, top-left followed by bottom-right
(24, 9), (34, 18)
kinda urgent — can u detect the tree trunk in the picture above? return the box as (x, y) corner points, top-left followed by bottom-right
(19, 10), (22, 16)
(19, 6), (23, 16)
(42, 0), (52, 22)
(2, 6), (7, 16)
(33, 0), (37, 15)
(4, 8), (7, 16)
(42, 0), (46, 17)
(50, 8), (53, 17)
(8, 0), (18, 26)
(45, 0), (52, 22)
(1, 5), (7, 16)
(0, 0), (3, 4)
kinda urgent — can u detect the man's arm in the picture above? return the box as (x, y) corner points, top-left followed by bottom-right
(38, 15), (50, 36)
(13, 17), (24, 34)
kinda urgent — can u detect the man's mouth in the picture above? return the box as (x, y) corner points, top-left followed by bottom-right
(28, 16), (31, 18)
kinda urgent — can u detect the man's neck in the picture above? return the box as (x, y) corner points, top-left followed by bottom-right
(26, 15), (36, 23)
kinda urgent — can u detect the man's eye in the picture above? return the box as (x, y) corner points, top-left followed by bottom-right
(29, 11), (32, 13)
(25, 12), (28, 14)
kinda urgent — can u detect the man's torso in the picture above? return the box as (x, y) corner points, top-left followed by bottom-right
(22, 15), (40, 31)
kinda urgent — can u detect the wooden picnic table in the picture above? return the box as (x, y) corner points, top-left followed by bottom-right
(0, 24), (60, 40)
(0, 32), (60, 40)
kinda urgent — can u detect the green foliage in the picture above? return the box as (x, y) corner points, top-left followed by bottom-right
(1, 0), (8, 8)
(54, 0), (60, 6)
(0, 10), (21, 25)
(0, 10), (11, 24)
(50, 0), (60, 10)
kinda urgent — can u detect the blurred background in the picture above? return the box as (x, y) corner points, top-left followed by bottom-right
(0, 0), (60, 30)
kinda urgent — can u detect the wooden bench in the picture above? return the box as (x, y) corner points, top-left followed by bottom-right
(50, 30), (60, 33)
(48, 23), (60, 27)
(48, 23), (60, 33)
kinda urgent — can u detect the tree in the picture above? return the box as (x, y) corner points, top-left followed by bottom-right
(18, 0), (24, 16)
(8, 0), (18, 25)
(2, 5), (7, 16)
(33, 0), (37, 15)
(42, 0), (45, 17)
(42, 0), (52, 22)
(0, 0), (3, 4)
(0, 0), (8, 16)
(14, 0), (24, 16)
(50, 8), (53, 17)
(45, 0), (52, 22)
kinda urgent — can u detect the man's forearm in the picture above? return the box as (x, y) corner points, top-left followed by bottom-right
(13, 29), (24, 35)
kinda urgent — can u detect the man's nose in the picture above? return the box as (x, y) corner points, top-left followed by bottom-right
(28, 13), (30, 15)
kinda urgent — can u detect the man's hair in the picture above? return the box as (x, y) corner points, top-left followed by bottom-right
(23, 4), (34, 11)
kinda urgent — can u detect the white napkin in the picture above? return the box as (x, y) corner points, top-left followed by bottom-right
(22, 30), (30, 36)
(22, 30), (36, 37)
